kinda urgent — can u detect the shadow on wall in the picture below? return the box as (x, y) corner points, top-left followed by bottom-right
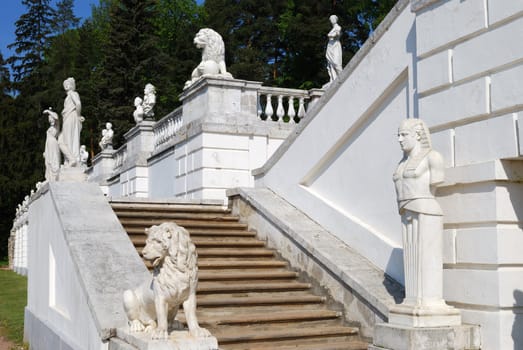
(513, 290), (523, 349)
(383, 247), (405, 306)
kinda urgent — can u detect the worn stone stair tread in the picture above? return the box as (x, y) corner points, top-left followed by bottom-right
(125, 227), (257, 237)
(197, 248), (275, 257)
(198, 260), (288, 269)
(119, 218), (248, 229)
(196, 292), (326, 307)
(111, 202), (229, 212)
(221, 339), (369, 350)
(197, 281), (311, 293)
(178, 309), (341, 326)
(130, 236), (266, 247)
(198, 270), (298, 281)
(211, 325), (359, 344)
(114, 211), (240, 221)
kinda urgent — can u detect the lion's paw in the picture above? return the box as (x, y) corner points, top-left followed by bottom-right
(129, 320), (145, 333)
(190, 326), (211, 338)
(151, 328), (169, 340)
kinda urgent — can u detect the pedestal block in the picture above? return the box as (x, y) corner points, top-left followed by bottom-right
(116, 328), (218, 350)
(58, 166), (87, 182)
(369, 323), (481, 350)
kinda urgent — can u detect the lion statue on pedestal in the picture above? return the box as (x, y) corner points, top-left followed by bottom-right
(123, 222), (211, 340)
(184, 28), (233, 89)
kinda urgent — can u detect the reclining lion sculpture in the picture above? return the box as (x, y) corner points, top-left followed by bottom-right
(184, 28), (233, 89)
(123, 222), (210, 340)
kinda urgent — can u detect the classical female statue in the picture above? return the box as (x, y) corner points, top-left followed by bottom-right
(393, 119), (447, 308)
(59, 77), (84, 166)
(43, 109), (61, 182)
(325, 15), (343, 86)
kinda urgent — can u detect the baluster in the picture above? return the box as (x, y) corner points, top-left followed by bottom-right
(298, 97), (306, 119)
(257, 94), (263, 117)
(265, 94), (274, 119)
(276, 95), (285, 120)
(287, 96), (296, 122)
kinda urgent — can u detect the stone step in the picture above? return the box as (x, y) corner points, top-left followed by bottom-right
(119, 218), (248, 230)
(198, 259), (288, 269)
(196, 292), (326, 307)
(130, 236), (266, 248)
(124, 227), (257, 237)
(222, 339), (369, 350)
(196, 248), (276, 258)
(197, 281), (311, 294)
(178, 309), (342, 327)
(198, 270), (298, 281)
(210, 323), (359, 345)
(114, 210), (240, 222)
(111, 202), (229, 213)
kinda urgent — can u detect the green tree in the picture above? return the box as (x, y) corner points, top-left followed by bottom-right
(7, 0), (54, 82)
(98, 0), (167, 146)
(52, 0), (80, 34)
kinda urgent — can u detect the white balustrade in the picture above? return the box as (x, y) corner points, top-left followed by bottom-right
(257, 87), (322, 122)
(153, 107), (183, 149)
(114, 145), (128, 170)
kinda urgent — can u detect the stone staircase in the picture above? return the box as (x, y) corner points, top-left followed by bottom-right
(111, 201), (369, 350)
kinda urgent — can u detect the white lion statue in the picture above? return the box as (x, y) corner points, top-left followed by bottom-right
(184, 28), (233, 89)
(123, 222), (211, 340)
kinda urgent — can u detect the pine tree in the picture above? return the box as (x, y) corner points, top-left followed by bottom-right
(52, 0), (80, 34)
(98, 0), (167, 146)
(7, 0), (55, 82)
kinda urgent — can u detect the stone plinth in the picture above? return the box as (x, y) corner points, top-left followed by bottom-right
(388, 303), (461, 328)
(179, 77), (262, 125)
(124, 120), (156, 164)
(58, 166), (87, 182)
(116, 328), (218, 350)
(369, 323), (480, 350)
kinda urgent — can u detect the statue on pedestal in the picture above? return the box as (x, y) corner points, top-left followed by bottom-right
(324, 15), (343, 88)
(133, 97), (144, 124)
(99, 122), (114, 150)
(184, 28), (233, 89)
(79, 145), (89, 167)
(59, 77), (84, 166)
(123, 222), (212, 341)
(43, 108), (61, 182)
(143, 83), (156, 119)
(391, 118), (460, 327)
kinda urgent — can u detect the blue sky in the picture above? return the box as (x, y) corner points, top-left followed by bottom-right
(1, 0), (98, 60)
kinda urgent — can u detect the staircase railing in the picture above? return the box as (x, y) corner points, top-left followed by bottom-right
(153, 106), (183, 149)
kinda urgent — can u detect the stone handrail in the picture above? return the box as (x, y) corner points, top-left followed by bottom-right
(153, 106), (183, 149)
(257, 87), (324, 122)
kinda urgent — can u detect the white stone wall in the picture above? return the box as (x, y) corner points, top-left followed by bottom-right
(255, 1), (523, 348)
(173, 132), (283, 201)
(414, 2), (523, 349)
(26, 187), (106, 350)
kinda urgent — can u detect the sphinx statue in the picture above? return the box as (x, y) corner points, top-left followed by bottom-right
(184, 28), (233, 89)
(391, 118), (460, 327)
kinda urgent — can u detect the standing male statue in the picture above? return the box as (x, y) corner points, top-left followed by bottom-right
(391, 118), (460, 327)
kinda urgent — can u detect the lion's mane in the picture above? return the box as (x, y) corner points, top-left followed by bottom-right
(197, 28), (226, 64)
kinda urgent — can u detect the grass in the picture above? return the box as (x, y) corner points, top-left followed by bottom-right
(0, 269), (27, 346)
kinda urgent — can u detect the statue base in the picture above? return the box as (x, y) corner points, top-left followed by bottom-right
(388, 303), (461, 327)
(369, 323), (480, 350)
(116, 328), (218, 350)
(58, 166), (87, 182)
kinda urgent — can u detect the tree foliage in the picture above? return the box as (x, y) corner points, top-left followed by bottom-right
(0, 0), (395, 260)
